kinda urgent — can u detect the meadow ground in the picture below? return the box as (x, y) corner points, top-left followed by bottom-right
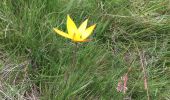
(0, 0), (170, 100)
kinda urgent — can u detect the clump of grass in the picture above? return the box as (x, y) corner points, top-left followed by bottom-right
(0, 0), (170, 99)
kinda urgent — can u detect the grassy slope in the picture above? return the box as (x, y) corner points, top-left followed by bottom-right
(0, 0), (170, 99)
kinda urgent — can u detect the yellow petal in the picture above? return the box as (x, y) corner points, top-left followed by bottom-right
(81, 24), (96, 40)
(53, 28), (71, 39)
(67, 15), (78, 37)
(72, 31), (82, 41)
(78, 19), (88, 32)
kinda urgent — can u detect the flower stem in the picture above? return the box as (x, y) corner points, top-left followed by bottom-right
(72, 42), (78, 72)
(64, 42), (78, 83)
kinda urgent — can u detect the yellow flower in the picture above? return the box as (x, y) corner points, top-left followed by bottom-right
(53, 15), (96, 42)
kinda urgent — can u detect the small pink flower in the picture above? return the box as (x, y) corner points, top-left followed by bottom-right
(116, 81), (124, 92)
(116, 74), (128, 94)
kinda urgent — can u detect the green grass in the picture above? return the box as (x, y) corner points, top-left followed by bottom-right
(0, 0), (170, 99)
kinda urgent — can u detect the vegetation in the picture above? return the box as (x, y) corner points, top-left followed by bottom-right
(0, 0), (170, 99)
